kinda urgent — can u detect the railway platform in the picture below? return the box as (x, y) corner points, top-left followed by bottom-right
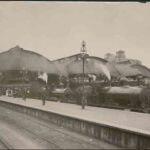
(0, 95), (150, 135)
(0, 96), (150, 149)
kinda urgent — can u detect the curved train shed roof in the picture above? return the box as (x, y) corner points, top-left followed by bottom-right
(107, 62), (150, 78)
(66, 56), (111, 80)
(0, 46), (58, 74)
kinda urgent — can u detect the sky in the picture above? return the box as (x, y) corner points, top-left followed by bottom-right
(0, 2), (150, 67)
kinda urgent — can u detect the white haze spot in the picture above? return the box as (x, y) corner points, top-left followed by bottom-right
(38, 72), (48, 83)
(94, 61), (111, 81)
(99, 64), (111, 80)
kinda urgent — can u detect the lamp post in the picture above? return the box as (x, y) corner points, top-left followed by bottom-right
(80, 41), (87, 109)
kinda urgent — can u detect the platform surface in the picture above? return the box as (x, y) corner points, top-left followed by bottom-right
(0, 96), (150, 136)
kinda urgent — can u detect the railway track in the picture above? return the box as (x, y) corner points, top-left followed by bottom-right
(2, 116), (99, 149)
(0, 117), (63, 149)
(1, 107), (106, 149)
(0, 106), (118, 149)
(26, 116), (102, 148)
(0, 136), (13, 149)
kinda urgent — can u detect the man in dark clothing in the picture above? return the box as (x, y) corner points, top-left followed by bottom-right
(41, 86), (47, 106)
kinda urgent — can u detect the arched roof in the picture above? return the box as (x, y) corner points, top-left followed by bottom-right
(106, 61), (150, 78)
(0, 46), (58, 74)
(131, 64), (150, 78)
(66, 56), (111, 80)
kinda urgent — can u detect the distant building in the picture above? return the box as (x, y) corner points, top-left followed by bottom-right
(115, 50), (127, 63)
(0, 46), (58, 88)
(104, 53), (116, 62)
(104, 50), (150, 87)
(104, 50), (141, 65)
(52, 53), (110, 86)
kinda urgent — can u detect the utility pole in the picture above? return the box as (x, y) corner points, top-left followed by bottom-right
(80, 41), (87, 109)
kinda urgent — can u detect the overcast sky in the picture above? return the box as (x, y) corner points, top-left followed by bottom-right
(0, 2), (150, 67)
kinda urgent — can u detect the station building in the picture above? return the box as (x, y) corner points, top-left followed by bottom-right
(52, 53), (111, 88)
(0, 46), (58, 96)
(105, 50), (150, 86)
(52, 50), (150, 88)
(0, 45), (150, 98)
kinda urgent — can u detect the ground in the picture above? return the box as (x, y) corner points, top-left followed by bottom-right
(0, 105), (118, 149)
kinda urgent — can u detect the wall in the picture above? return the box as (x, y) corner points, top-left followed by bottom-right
(0, 101), (150, 149)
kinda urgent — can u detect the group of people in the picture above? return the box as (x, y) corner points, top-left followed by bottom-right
(22, 86), (49, 106)
(20, 83), (89, 108)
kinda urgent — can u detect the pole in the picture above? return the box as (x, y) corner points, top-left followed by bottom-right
(80, 40), (87, 109)
(82, 56), (85, 109)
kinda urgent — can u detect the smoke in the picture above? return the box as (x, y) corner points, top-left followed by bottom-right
(98, 63), (111, 80)
(38, 72), (48, 83)
(93, 60), (111, 80)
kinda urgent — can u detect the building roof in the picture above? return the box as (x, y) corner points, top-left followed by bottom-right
(51, 54), (108, 77)
(107, 61), (150, 78)
(116, 50), (125, 53)
(131, 64), (150, 78)
(115, 63), (141, 77)
(0, 46), (58, 74)
(89, 56), (108, 63)
(66, 57), (111, 80)
(51, 53), (81, 62)
(115, 63), (150, 78)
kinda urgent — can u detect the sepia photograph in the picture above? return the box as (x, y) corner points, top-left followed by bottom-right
(0, 1), (149, 149)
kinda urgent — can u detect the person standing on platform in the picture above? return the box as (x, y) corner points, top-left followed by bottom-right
(41, 86), (47, 106)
